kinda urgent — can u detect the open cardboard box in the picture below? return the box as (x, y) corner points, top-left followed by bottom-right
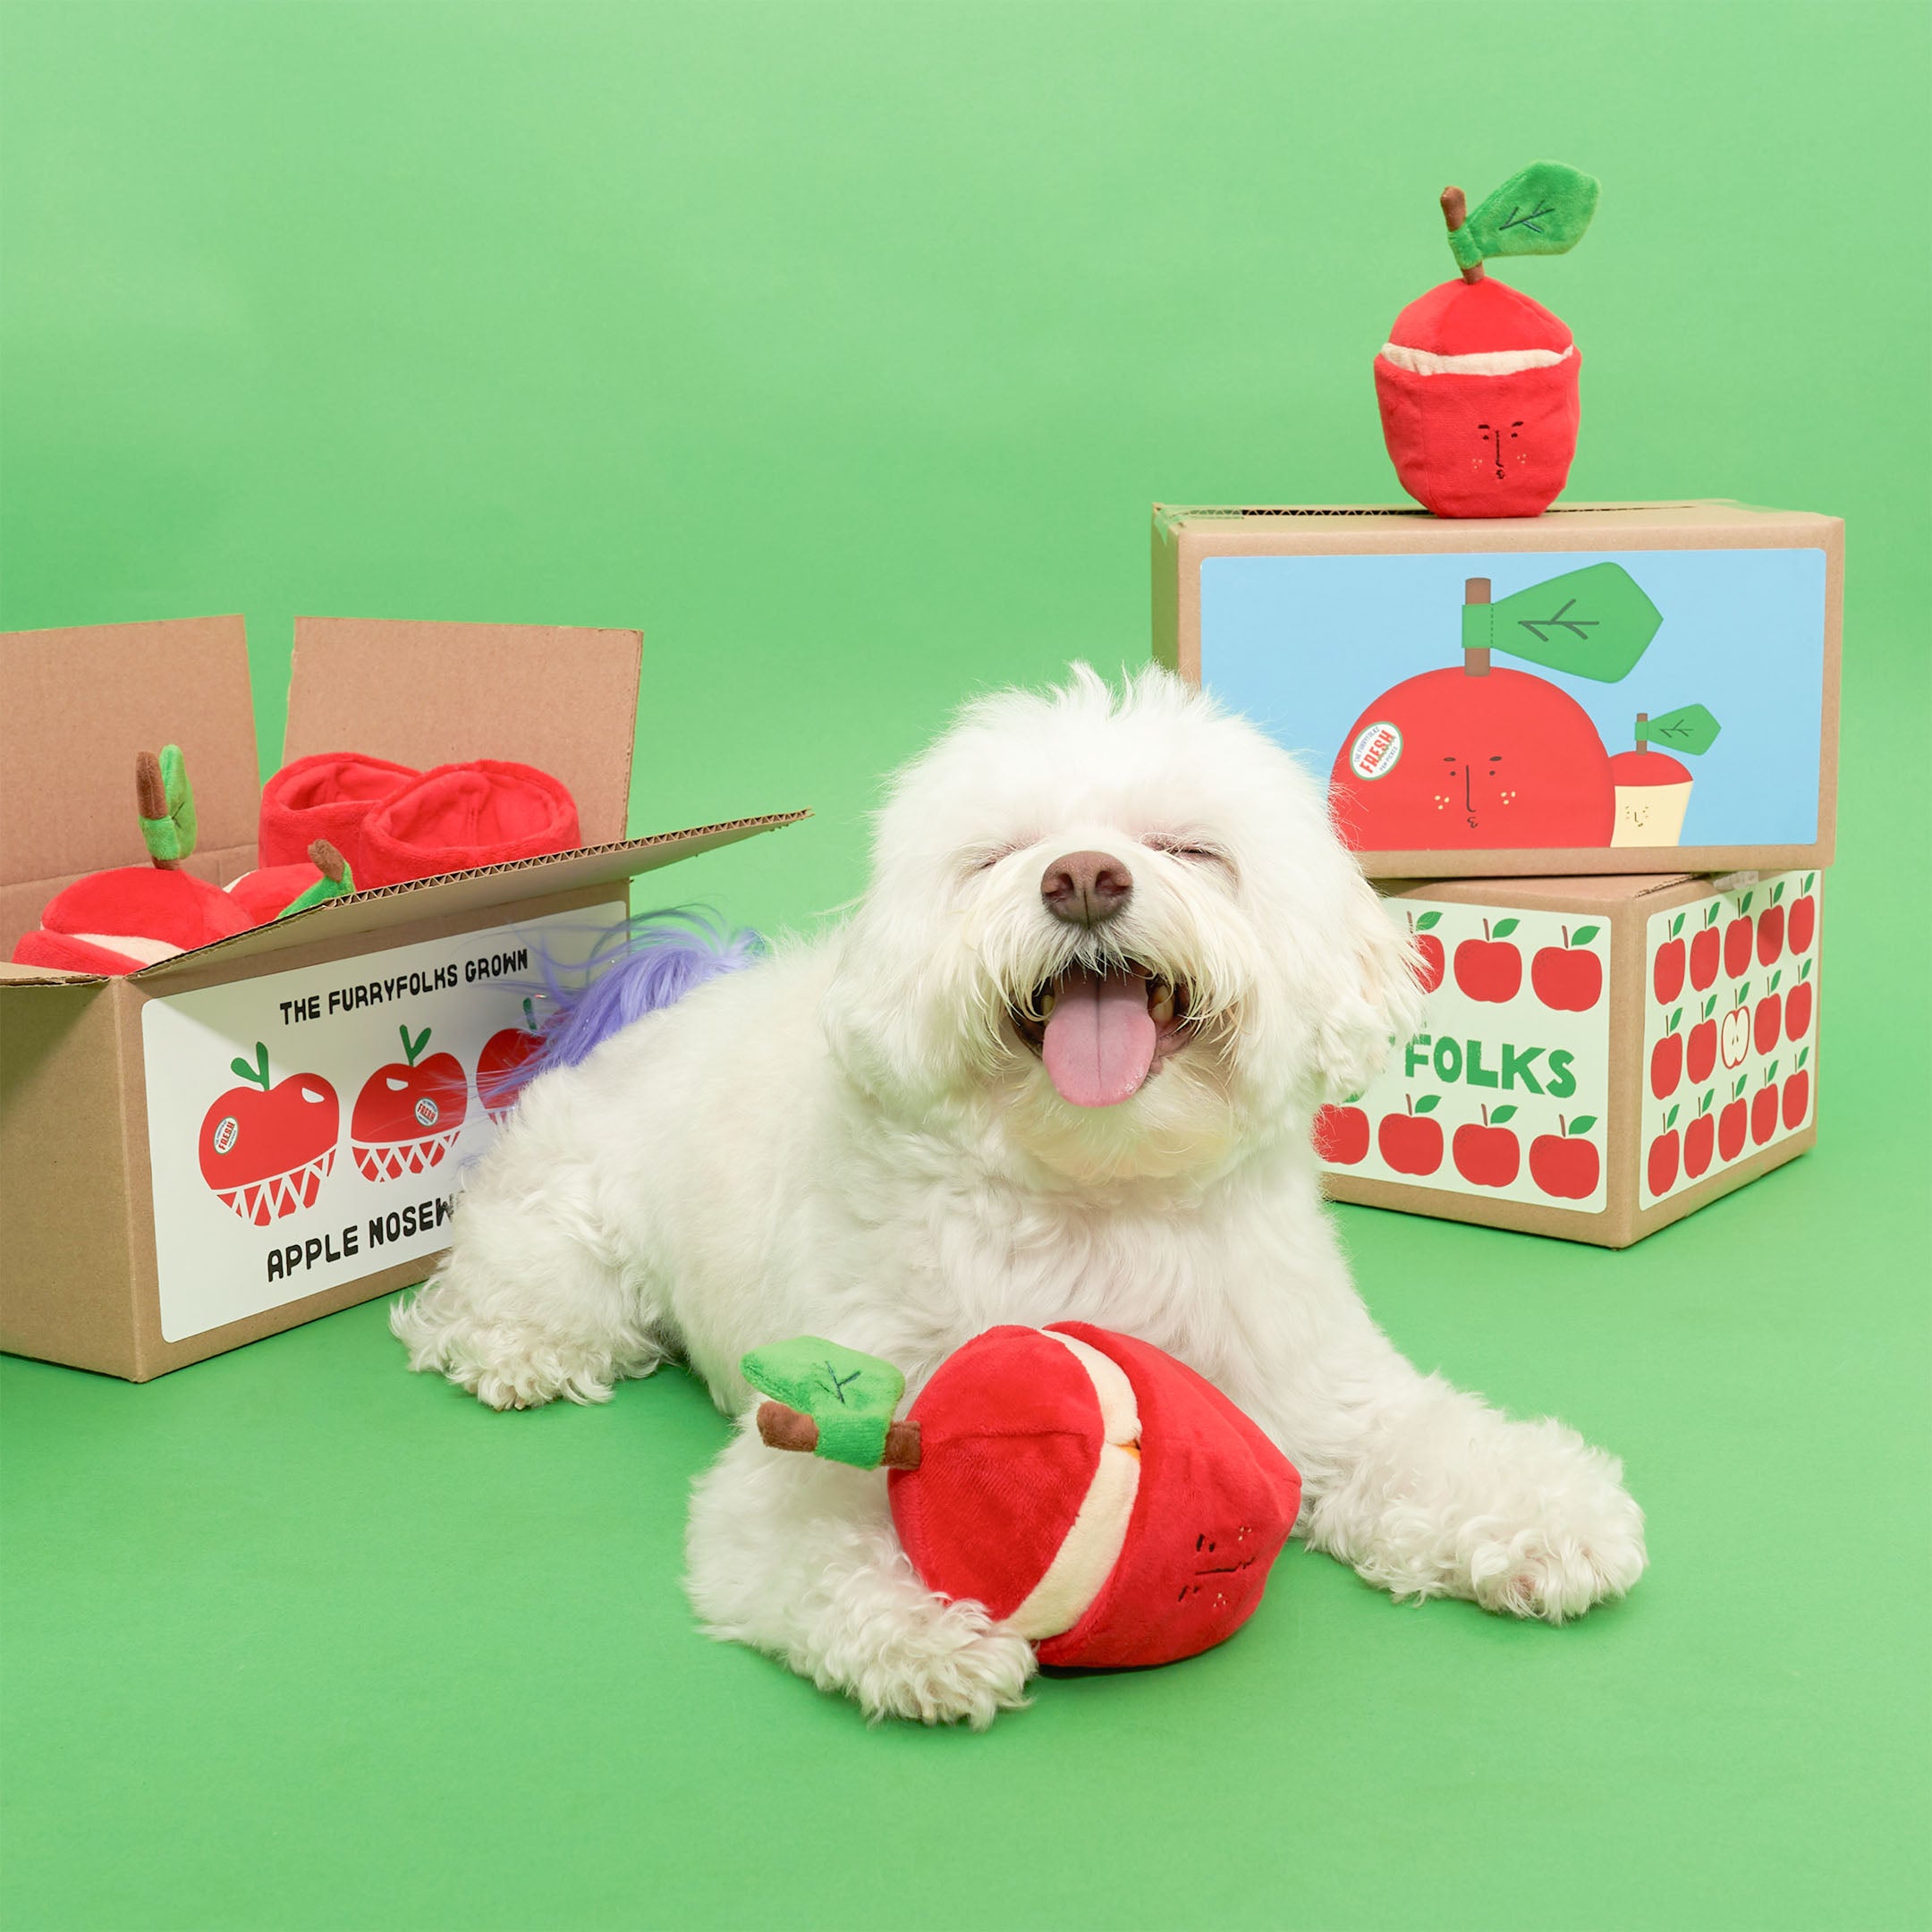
(1153, 501), (1842, 879)
(0, 614), (803, 1380)
(1319, 868), (1821, 1246)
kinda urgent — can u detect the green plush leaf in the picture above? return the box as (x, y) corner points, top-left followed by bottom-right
(741, 1337), (905, 1470)
(1468, 564), (1663, 683)
(276, 863), (355, 919)
(1568, 1115), (1597, 1136)
(1490, 1105), (1517, 1124)
(1491, 917), (1520, 938)
(1642, 704), (1722, 757)
(1414, 1094), (1441, 1114)
(1464, 161), (1599, 259)
(139, 743), (199, 862)
(1414, 910), (1441, 931)
(1571, 925), (1599, 948)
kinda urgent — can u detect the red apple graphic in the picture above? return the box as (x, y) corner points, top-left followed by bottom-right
(1719, 984), (1752, 1072)
(352, 1024), (470, 1181)
(1717, 1077), (1750, 1161)
(1787, 875), (1817, 954)
(478, 998), (546, 1124)
(1377, 1094), (1444, 1176)
(1647, 1106), (1681, 1197)
(198, 1042), (339, 1226)
(1683, 1092), (1716, 1180)
(1650, 1006), (1684, 1100)
(1750, 1063), (1781, 1146)
(1756, 882), (1786, 966)
(1785, 962), (1813, 1042)
(1315, 1101), (1371, 1165)
(1687, 996), (1719, 1083)
(1529, 1113), (1599, 1199)
(1689, 903), (1722, 991)
(1327, 566), (1660, 856)
(1452, 1104), (1520, 1188)
(1453, 918), (1522, 1004)
(1652, 910), (1686, 1004)
(1723, 892), (1755, 979)
(1408, 910), (1445, 993)
(1533, 924), (1603, 1012)
(1753, 973), (1783, 1055)
(1782, 1048), (1810, 1130)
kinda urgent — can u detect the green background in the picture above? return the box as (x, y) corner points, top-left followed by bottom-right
(4, 4), (1928, 1928)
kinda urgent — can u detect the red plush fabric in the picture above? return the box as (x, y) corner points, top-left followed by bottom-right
(258, 752), (419, 876)
(226, 861), (325, 923)
(359, 760), (582, 889)
(1385, 275), (1572, 359)
(1037, 1325), (1301, 1669)
(889, 1326), (1102, 1623)
(13, 865), (253, 976)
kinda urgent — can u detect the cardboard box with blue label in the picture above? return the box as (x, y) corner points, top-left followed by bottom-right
(0, 614), (802, 1380)
(1318, 868), (1820, 1246)
(1152, 501), (1842, 878)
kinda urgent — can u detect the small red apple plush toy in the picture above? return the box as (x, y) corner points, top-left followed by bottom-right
(744, 1325), (1302, 1670)
(1376, 161), (1599, 518)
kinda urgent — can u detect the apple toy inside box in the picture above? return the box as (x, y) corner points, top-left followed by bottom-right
(1152, 501), (1842, 878)
(1318, 869), (1821, 1246)
(0, 614), (804, 1382)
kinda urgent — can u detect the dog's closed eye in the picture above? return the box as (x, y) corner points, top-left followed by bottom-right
(963, 842), (1022, 876)
(1144, 835), (1233, 871)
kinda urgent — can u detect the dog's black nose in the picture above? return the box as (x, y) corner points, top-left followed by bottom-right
(1040, 851), (1132, 927)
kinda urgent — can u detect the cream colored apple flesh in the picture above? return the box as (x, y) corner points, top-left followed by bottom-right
(1612, 779), (1693, 847)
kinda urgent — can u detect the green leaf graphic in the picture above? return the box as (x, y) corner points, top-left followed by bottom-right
(741, 1337), (905, 1470)
(1414, 1094), (1442, 1114)
(1640, 704), (1722, 757)
(1568, 1115), (1597, 1136)
(1465, 564), (1663, 683)
(1571, 925), (1599, 947)
(1491, 1105), (1518, 1124)
(1794, 1047), (1809, 1071)
(229, 1042), (271, 1090)
(1665, 1106), (1679, 1129)
(1414, 910), (1442, 931)
(1669, 913), (1684, 937)
(1492, 918), (1520, 938)
(1668, 1007), (1682, 1033)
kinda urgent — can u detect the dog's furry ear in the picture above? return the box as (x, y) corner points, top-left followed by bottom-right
(1311, 879), (1425, 1104)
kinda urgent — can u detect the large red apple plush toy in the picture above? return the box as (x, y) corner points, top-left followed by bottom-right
(1376, 161), (1599, 518)
(744, 1325), (1302, 1670)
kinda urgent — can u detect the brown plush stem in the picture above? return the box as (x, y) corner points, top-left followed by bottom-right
(1463, 576), (1492, 676)
(308, 838), (350, 886)
(135, 751), (181, 869)
(755, 1401), (922, 1470)
(1441, 184), (1485, 284)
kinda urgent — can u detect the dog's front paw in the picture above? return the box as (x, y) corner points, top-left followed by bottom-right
(391, 1285), (616, 1410)
(1465, 1452), (1648, 1623)
(824, 1595), (1037, 1730)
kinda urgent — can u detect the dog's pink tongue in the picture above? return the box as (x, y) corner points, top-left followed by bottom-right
(1042, 967), (1157, 1107)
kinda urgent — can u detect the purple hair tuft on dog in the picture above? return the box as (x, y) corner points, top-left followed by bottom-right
(530, 909), (763, 1073)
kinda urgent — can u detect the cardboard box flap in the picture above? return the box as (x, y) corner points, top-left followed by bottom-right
(118, 810), (807, 986)
(1384, 872), (1701, 911)
(1154, 499), (1839, 536)
(0, 616), (259, 893)
(284, 619), (644, 844)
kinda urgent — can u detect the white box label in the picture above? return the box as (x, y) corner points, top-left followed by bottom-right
(140, 905), (622, 1341)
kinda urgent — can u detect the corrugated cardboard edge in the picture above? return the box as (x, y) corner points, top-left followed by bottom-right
(1152, 502), (1843, 877)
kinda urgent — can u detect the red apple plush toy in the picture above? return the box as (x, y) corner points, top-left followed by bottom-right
(745, 1325), (1302, 1671)
(1376, 162), (1599, 518)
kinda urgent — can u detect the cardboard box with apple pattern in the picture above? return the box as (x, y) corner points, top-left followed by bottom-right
(0, 614), (802, 1381)
(1317, 869), (1820, 1246)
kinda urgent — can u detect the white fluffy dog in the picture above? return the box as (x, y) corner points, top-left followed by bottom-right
(394, 665), (1646, 1724)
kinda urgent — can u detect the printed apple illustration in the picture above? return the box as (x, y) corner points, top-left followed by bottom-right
(1683, 1091), (1716, 1180)
(198, 1042), (339, 1226)
(1649, 1006), (1684, 1100)
(1750, 1065), (1781, 1146)
(1757, 881), (1786, 966)
(1453, 917), (1523, 1003)
(1314, 1101), (1371, 1165)
(1651, 911), (1687, 1004)
(1609, 705), (1720, 848)
(1532, 924), (1602, 1012)
(1408, 909), (1445, 993)
(1374, 163), (1597, 519)
(1723, 892), (1756, 979)
(1452, 1104), (1520, 1188)
(1754, 972), (1784, 1055)
(1327, 565), (1661, 855)
(1377, 1094), (1444, 1176)
(1647, 1106), (1681, 1197)
(1528, 1114), (1599, 1199)
(1719, 984), (1752, 1071)
(1782, 1047), (1810, 1130)
(1687, 995), (1719, 1083)
(1787, 875), (1817, 954)
(477, 998), (546, 1124)
(1717, 1076), (1750, 1161)
(1785, 961), (1813, 1042)
(1689, 902), (1722, 991)
(352, 1023), (470, 1181)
